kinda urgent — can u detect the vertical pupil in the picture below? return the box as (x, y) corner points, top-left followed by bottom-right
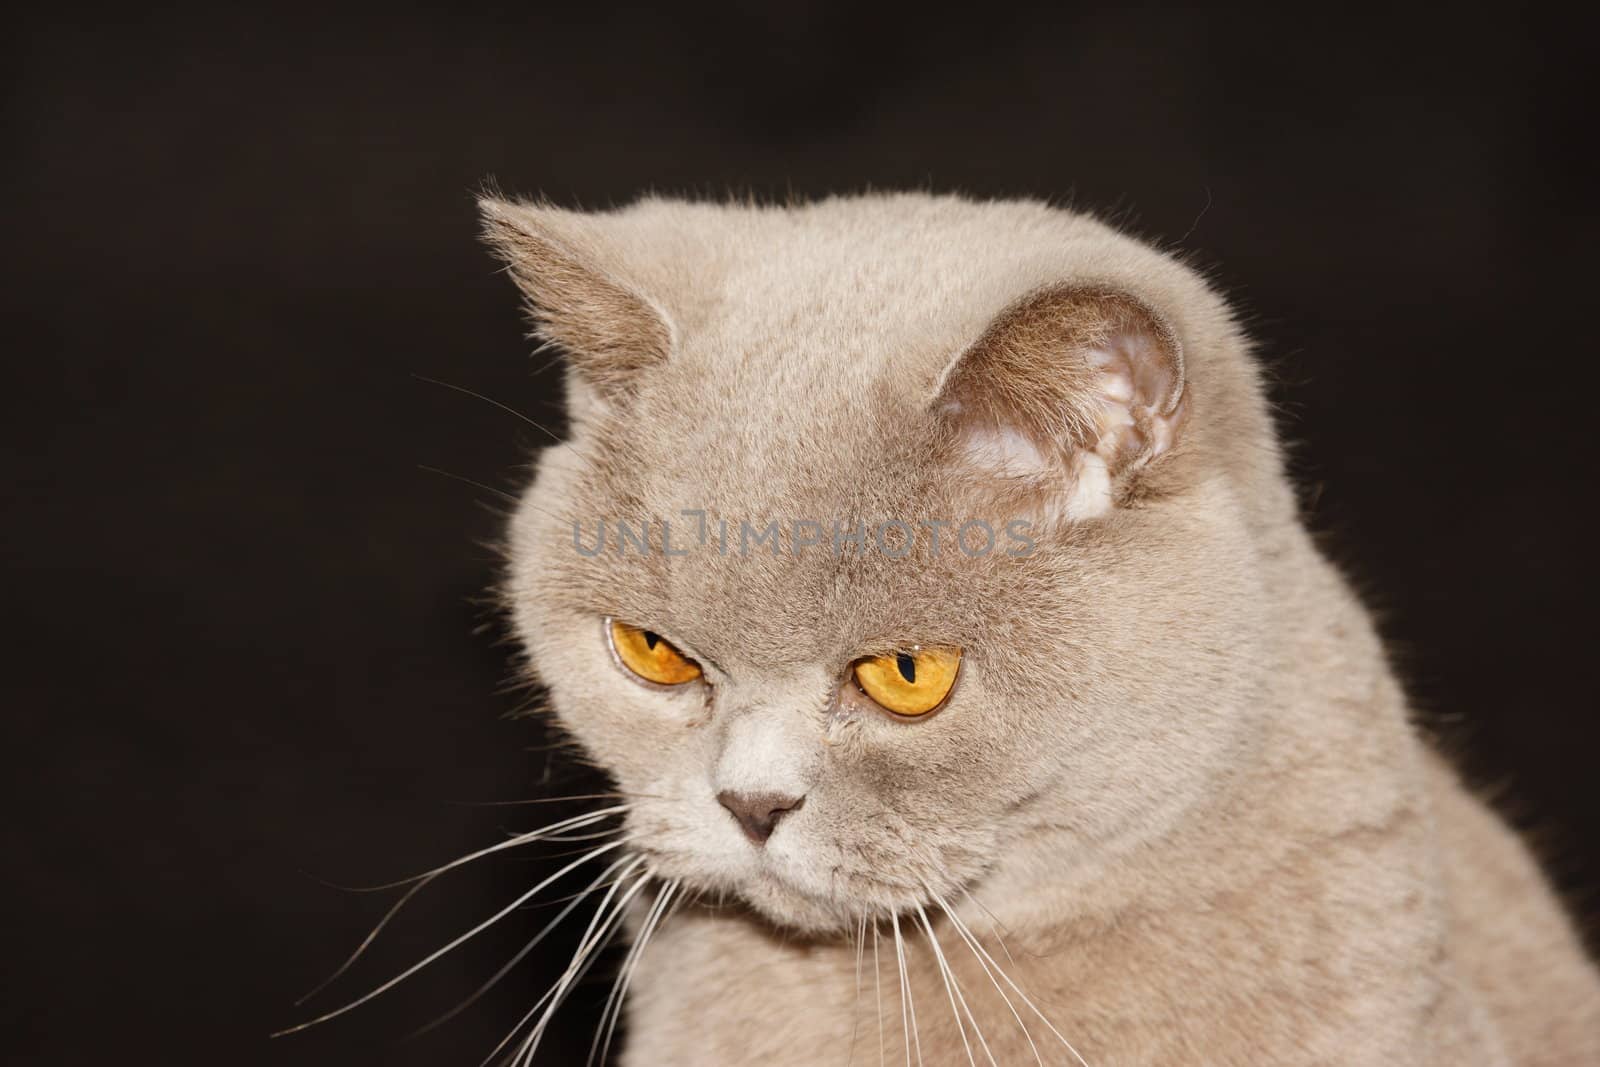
(896, 652), (916, 683)
(643, 630), (660, 651)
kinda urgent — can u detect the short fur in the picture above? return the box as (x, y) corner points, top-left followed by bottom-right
(486, 193), (1599, 1065)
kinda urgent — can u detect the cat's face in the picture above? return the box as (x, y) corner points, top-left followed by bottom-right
(494, 195), (1274, 933)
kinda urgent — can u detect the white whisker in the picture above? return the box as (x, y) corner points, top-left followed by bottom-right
(873, 921), (885, 1067)
(507, 861), (654, 1067)
(293, 805), (628, 1006)
(294, 869), (445, 1006)
(846, 913), (867, 1067)
(959, 887), (1019, 969)
(478, 857), (646, 1067)
(411, 372), (583, 455)
(915, 903), (994, 1067)
(274, 838), (628, 1036)
(930, 891), (1088, 1067)
(916, 905), (973, 1067)
(935, 899), (1040, 1066)
(527, 828), (629, 843)
(450, 792), (644, 808)
(592, 879), (679, 1067)
(384, 805), (625, 889)
(891, 913), (923, 1067)
(409, 853), (637, 1038)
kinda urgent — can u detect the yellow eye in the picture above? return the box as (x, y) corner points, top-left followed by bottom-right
(852, 647), (961, 717)
(607, 618), (703, 686)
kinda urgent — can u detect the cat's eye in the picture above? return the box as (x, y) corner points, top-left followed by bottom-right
(852, 647), (961, 717)
(606, 618), (703, 687)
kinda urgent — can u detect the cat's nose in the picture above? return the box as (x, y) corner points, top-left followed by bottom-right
(717, 790), (804, 845)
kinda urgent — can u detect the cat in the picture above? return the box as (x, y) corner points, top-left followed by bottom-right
(478, 192), (1600, 1065)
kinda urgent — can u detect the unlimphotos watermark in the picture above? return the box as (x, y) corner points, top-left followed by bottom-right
(572, 510), (1036, 559)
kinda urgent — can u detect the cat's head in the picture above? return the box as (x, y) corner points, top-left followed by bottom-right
(488, 193), (1285, 932)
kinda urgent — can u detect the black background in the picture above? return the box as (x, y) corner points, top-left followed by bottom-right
(9, 5), (1596, 1064)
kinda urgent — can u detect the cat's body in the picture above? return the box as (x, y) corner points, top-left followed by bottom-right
(628, 751), (1598, 1066)
(483, 193), (1599, 1065)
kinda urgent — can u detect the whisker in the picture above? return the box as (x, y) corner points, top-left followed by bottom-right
(504, 840), (630, 868)
(292, 805), (629, 1005)
(411, 373), (568, 447)
(357, 806), (630, 894)
(891, 913), (922, 1067)
(592, 879), (679, 1067)
(517, 872), (654, 1066)
(417, 464), (521, 505)
(930, 891), (1086, 1067)
(913, 905), (976, 1067)
(916, 903), (995, 1067)
(416, 463), (583, 536)
(873, 922), (885, 1067)
(931, 895), (1045, 1065)
(293, 869), (447, 1006)
(479, 857), (648, 1067)
(406, 853), (636, 1038)
(936, 902), (1040, 1066)
(959, 887), (1020, 968)
(846, 913), (866, 1067)
(589, 883), (668, 1066)
(449, 791), (658, 808)
(515, 869), (643, 913)
(506, 862), (655, 1067)
(273, 839), (627, 1036)
(523, 828), (629, 844)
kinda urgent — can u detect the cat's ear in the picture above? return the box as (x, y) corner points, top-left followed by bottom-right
(479, 197), (673, 402)
(932, 284), (1189, 520)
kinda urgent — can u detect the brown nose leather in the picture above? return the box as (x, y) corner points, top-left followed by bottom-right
(717, 790), (805, 844)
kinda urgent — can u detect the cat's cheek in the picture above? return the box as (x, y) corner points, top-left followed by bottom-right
(531, 640), (711, 784)
(583, 681), (713, 767)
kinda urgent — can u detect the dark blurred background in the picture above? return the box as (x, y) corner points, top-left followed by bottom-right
(7, 5), (1595, 1064)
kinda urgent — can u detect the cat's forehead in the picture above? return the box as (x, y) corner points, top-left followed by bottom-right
(602, 329), (978, 558)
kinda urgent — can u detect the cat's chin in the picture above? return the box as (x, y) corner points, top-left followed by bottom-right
(734, 869), (866, 934)
(643, 848), (924, 935)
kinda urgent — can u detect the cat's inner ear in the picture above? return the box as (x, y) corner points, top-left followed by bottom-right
(479, 197), (672, 401)
(932, 285), (1189, 521)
